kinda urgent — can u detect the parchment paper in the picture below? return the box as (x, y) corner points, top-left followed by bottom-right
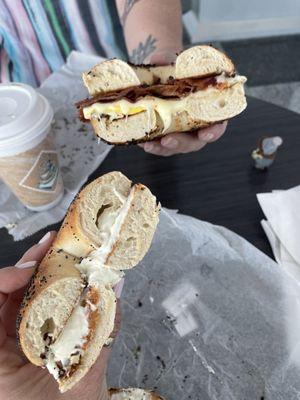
(108, 208), (300, 400)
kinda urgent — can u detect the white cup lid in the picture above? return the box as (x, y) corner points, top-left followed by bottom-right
(0, 83), (53, 156)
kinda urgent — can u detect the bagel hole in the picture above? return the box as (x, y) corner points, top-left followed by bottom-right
(218, 99), (226, 108)
(96, 203), (113, 228)
(40, 318), (55, 344)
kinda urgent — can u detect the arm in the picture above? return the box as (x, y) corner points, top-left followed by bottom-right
(116, 0), (227, 156)
(116, 0), (183, 65)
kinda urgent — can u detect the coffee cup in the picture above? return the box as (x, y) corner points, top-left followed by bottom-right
(0, 83), (64, 211)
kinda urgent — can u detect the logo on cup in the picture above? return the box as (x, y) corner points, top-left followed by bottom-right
(19, 150), (60, 193)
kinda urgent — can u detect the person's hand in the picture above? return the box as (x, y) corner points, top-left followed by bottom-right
(0, 232), (122, 400)
(138, 122), (227, 156)
(138, 51), (228, 156)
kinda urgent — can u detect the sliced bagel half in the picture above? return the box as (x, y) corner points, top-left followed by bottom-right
(55, 172), (160, 269)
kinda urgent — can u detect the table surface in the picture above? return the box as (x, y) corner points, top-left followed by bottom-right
(1, 96), (300, 267)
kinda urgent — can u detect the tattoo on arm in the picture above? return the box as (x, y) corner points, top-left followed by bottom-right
(130, 35), (157, 64)
(121, 0), (141, 25)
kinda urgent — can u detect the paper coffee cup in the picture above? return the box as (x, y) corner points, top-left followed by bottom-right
(0, 83), (64, 211)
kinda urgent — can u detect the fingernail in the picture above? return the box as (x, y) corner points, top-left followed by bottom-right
(201, 133), (214, 142)
(114, 278), (125, 299)
(39, 232), (51, 244)
(162, 138), (178, 149)
(144, 143), (154, 152)
(16, 260), (37, 269)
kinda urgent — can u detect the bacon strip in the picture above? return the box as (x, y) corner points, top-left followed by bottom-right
(76, 75), (231, 121)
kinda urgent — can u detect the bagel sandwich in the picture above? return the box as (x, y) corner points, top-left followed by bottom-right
(76, 45), (247, 145)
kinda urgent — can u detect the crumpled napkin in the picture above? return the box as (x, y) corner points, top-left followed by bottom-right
(0, 51), (111, 240)
(257, 185), (300, 281)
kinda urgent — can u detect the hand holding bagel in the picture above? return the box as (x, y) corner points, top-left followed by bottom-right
(0, 232), (121, 400)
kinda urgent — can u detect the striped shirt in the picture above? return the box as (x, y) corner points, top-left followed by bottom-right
(0, 0), (127, 87)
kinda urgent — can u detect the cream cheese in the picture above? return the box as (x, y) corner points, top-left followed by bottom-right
(78, 260), (124, 287)
(46, 187), (134, 379)
(46, 297), (90, 379)
(83, 75), (246, 133)
(110, 388), (153, 400)
(76, 186), (134, 285)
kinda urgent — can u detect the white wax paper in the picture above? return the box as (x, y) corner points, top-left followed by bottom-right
(108, 208), (300, 399)
(0, 51), (111, 240)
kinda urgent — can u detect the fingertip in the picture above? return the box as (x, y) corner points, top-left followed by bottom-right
(114, 278), (124, 299)
(161, 136), (178, 149)
(143, 142), (167, 155)
(216, 121), (228, 134)
(38, 232), (51, 244)
(198, 131), (214, 142)
(198, 121), (227, 143)
(144, 142), (154, 152)
(38, 231), (56, 245)
(15, 260), (37, 269)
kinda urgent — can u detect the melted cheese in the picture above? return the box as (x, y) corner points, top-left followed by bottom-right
(83, 75), (246, 133)
(84, 97), (185, 133)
